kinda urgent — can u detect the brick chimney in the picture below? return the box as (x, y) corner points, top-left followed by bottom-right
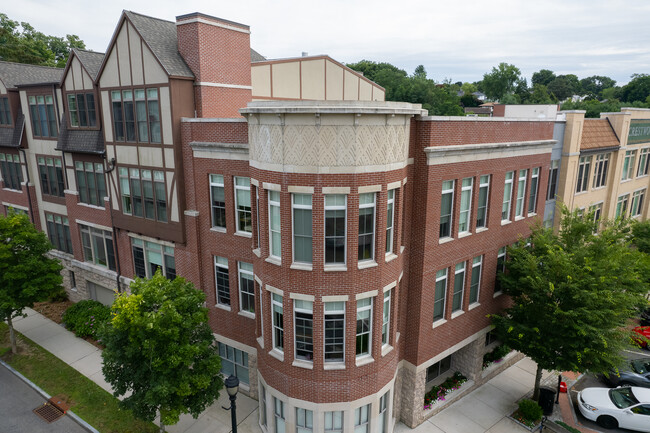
(176, 13), (252, 118)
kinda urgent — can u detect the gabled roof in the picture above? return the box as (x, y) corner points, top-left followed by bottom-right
(73, 48), (105, 81)
(581, 118), (620, 151)
(0, 61), (62, 90)
(251, 49), (266, 63)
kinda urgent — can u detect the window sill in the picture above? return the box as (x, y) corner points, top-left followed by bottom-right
(458, 232), (471, 239)
(234, 231), (253, 238)
(514, 216), (525, 221)
(400, 245), (405, 253)
(323, 362), (346, 370)
(355, 355), (374, 367)
(500, 220), (511, 226)
(527, 212), (537, 218)
(78, 202), (105, 210)
(253, 248), (261, 258)
(621, 179), (632, 183)
(210, 226), (227, 234)
(451, 310), (464, 319)
(476, 227), (488, 233)
(493, 291), (503, 298)
(432, 319), (447, 329)
(381, 344), (394, 357)
(357, 260), (378, 270)
(324, 264), (347, 272)
(238, 310), (255, 319)
(438, 237), (454, 244)
(385, 252), (398, 263)
(266, 256), (281, 266)
(592, 186), (606, 191)
(269, 348), (284, 362)
(468, 302), (480, 311)
(215, 303), (232, 312)
(290, 262), (313, 271)
(2, 188), (23, 193)
(292, 359), (314, 370)
(257, 336), (264, 349)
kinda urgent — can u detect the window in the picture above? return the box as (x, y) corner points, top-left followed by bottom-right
(378, 392), (389, 433)
(382, 290), (391, 346)
(76, 161), (106, 207)
(111, 88), (160, 143)
(218, 342), (249, 385)
(515, 169), (527, 218)
(269, 190), (281, 259)
(37, 156), (65, 198)
(214, 256), (230, 306)
(67, 93), (96, 127)
(0, 97), (10, 125)
(292, 193), (313, 263)
(476, 175), (490, 229)
(638, 148), (650, 177)
(356, 297), (372, 357)
(458, 177), (473, 234)
(547, 160), (559, 200)
(274, 398), (285, 433)
(631, 189), (646, 217)
(324, 301), (345, 362)
(324, 411), (343, 433)
(469, 256), (482, 304)
(485, 330), (499, 346)
(434, 269), (447, 322)
(260, 386), (267, 427)
(528, 168), (539, 214)
(576, 156), (592, 192)
(296, 408), (313, 433)
(440, 180), (454, 237)
(452, 262), (465, 312)
(28, 95), (57, 138)
(294, 300), (313, 361)
(354, 404), (370, 433)
(238, 262), (255, 314)
(386, 189), (396, 253)
(325, 194), (346, 264)
(590, 203), (603, 231)
(80, 225), (116, 270)
(426, 355), (452, 382)
(616, 194), (630, 219)
(622, 150), (636, 181)
(592, 153), (610, 188)
(234, 177), (252, 233)
(495, 247), (506, 293)
(358, 193), (376, 261)
(272, 293), (284, 351)
(45, 213), (72, 254)
(502, 172), (514, 221)
(118, 167), (166, 221)
(132, 238), (175, 279)
(0, 153), (23, 190)
(256, 187), (260, 248)
(209, 174), (226, 228)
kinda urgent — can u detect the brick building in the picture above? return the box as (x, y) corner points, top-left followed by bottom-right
(0, 10), (571, 432)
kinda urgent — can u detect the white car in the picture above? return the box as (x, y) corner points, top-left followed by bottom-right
(577, 386), (650, 431)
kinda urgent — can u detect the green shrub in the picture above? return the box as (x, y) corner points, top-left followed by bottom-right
(482, 344), (511, 368)
(48, 285), (68, 302)
(517, 399), (543, 424)
(62, 300), (111, 340)
(555, 421), (581, 433)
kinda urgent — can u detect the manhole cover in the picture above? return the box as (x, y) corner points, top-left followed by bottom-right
(33, 403), (64, 423)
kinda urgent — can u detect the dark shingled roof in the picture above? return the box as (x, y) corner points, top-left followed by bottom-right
(251, 49), (266, 63)
(73, 48), (105, 81)
(581, 118), (620, 150)
(55, 119), (105, 155)
(0, 112), (25, 148)
(0, 62), (62, 89)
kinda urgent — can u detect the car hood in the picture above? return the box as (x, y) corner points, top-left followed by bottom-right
(580, 388), (617, 409)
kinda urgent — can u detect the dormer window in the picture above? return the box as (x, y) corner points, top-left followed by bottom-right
(111, 88), (161, 143)
(28, 95), (57, 138)
(67, 93), (97, 127)
(0, 97), (11, 126)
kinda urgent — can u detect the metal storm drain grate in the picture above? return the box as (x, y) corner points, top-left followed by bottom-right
(33, 403), (64, 423)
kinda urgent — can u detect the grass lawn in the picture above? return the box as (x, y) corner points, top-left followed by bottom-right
(0, 322), (157, 433)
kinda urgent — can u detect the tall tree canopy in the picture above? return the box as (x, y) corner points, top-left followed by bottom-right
(531, 69), (556, 87)
(481, 62), (521, 102)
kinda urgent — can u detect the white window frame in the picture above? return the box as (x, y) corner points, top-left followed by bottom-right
(382, 290), (391, 346)
(496, 247), (506, 293)
(528, 167), (539, 215)
(354, 404), (370, 433)
(434, 268), (447, 322)
(358, 193), (376, 262)
(638, 148), (650, 177)
(80, 224), (115, 270)
(356, 297), (373, 357)
(131, 238), (174, 279)
(268, 190), (281, 260)
(622, 150), (636, 181)
(272, 293), (284, 351)
(458, 177), (473, 234)
(274, 397), (285, 433)
(452, 262), (465, 312)
(260, 385), (267, 427)
(294, 300), (314, 362)
(324, 411), (343, 433)
(476, 175), (490, 229)
(234, 176), (252, 234)
(515, 169), (528, 218)
(209, 174), (226, 229)
(238, 262), (255, 315)
(292, 193), (313, 264)
(214, 256), (230, 306)
(502, 172), (514, 222)
(440, 180), (455, 238)
(324, 194), (347, 265)
(378, 392), (389, 433)
(386, 189), (396, 254)
(631, 189), (646, 217)
(592, 153), (609, 189)
(547, 160), (559, 200)
(469, 255), (482, 305)
(296, 408), (313, 433)
(616, 194), (630, 219)
(576, 156), (592, 192)
(324, 301), (345, 363)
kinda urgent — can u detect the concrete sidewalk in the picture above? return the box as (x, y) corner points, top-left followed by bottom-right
(10, 308), (563, 433)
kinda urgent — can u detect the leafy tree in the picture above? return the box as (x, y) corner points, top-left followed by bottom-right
(580, 76), (616, 99)
(632, 220), (650, 254)
(460, 82), (478, 95)
(531, 69), (556, 87)
(481, 62), (521, 102)
(547, 76), (575, 101)
(0, 211), (63, 354)
(491, 208), (649, 401)
(527, 84), (556, 104)
(101, 271), (223, 432)
(621, 74), (650, 103)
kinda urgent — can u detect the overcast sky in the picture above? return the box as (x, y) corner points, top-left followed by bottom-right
(5, 0), (650, 86)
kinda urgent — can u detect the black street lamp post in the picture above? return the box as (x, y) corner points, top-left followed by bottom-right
(223, 375), (240, 433)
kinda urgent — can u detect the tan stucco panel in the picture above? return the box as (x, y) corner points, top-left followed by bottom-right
(130, 34), (144, 86)
(138, 147), (163, 167)
(100, 49), (120, 88)
(101, 90), (113, 142)
(160, 86), (172, 145)
(301, 59), (325, 100)
(115, 145), (138, 164)
(251, 64), (271, 98)
(164, 148), (175, 169)
(143, 45), (168, 84)
(326, 61), (344, 100)
(0, 81), (6, 94)
(374, 88), (385, 101)
(167, 172), (178, 222)
(359, 80), (372, 101)
(343, 70), (359, 100)
(71, 58), (83, 90)
(272, 62), (300, 99)
(117, 23), (132, 86)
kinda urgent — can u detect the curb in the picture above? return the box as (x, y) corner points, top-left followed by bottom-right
(565, 373), (603, 433)
(0, 359), (100, 433)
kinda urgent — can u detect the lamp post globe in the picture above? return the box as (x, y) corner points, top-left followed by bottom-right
(225, 375), (239, 397)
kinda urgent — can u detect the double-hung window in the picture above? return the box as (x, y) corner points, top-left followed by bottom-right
(358, 193), (376, 261)
(592, 153), (609, 188)
(210, 174), (226, 229)
(28, 95), (57, 138)
(272, 293), (284, 351)
(547, 160), (559, 200)
(616, 194), (630, 219)
(38, 157), (65, 198)
(386, 190), (396, 253)
(218, 342), (249, 385)
(638, 149), (650, 177)
(0, 153), (22, 190)
(296, 408), (313, 433)
(356, 298), (372, 357)
(354, 404), (370, 433)
(324, 302), (345, 362)
(382, 290), (391, 346)
(132, 238), (175, 279)
(378, 392), (389, 433)
(118, 168), (166, 221)
(458, 177), (473, 234)
(294, 300), (313, 361)
(80, 225), (116, 270)
(590, 203), (603, 231)
(214, 256), (230, 306)
(67, 93), (97, 127)
(631, 189), (646, 217)
(0, 97), (10, 125)
(268, 190), (281, 259)
(528, 168), (539, 214)
(260, 386), (267, 427)
(576, 156), (592, 192)
(440, 180), (454, 238)
(502, 172), (514, 221)
(292, 193), (313, 263)
(45, 213), (72, 254)
(476, 175), (490, 229)
(325, 411), (343, 433)
(274, 398), (285, 433)
(469, 256), (482, 304)
(238, 262), (255, 314)
(495, 247), (506, 293)
(325, 194), (346, 264)
(76, 161), (106, 207)
(434, 269), (447, 322)
(234, 177), (252, 233)
(452, 262), (465, 312)
(622, 150), (636, 181)
(111, 88), (161, 143)
(515, 169), (527, 218)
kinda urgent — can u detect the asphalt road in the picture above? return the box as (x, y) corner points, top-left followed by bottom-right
(0, 363), (89, 433)
(570, 348), (650, 433)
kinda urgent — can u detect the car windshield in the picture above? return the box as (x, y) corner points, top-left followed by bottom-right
(609, 387), (640, 409)
(630, 359), (650, 375)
